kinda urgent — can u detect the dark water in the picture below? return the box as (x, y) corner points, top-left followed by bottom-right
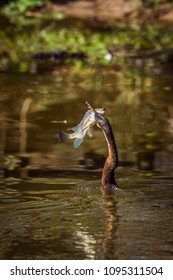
(0, 66), (173, 260)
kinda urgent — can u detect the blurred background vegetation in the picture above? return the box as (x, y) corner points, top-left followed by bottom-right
(1, 0), (173, 73)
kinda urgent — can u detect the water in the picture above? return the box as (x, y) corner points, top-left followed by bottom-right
(0, 66), (173, 260)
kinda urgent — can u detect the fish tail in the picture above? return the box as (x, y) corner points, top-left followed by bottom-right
(58, 131), (69, 143)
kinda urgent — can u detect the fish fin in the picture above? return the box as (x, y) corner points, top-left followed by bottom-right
(68, 127), (75, 131)
(73, 137), (84, 148)
(58, 131), (69, 143)
(86, 101), (94, 111)
(87, 127), (94, 138)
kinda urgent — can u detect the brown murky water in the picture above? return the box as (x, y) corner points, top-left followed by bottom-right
(0, 66), (173, 259)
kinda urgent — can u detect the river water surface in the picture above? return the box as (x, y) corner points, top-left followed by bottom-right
(0, 65), (173, 259)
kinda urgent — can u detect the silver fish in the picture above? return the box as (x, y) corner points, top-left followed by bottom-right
(58, 102), (105, 148)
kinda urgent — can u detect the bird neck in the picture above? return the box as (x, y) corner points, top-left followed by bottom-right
(101, 119), (118, 188)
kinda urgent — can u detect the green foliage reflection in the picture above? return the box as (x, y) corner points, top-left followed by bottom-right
(1, 1), (173, 72)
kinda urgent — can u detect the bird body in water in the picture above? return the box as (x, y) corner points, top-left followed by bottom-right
(95, 112), (119, 192)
